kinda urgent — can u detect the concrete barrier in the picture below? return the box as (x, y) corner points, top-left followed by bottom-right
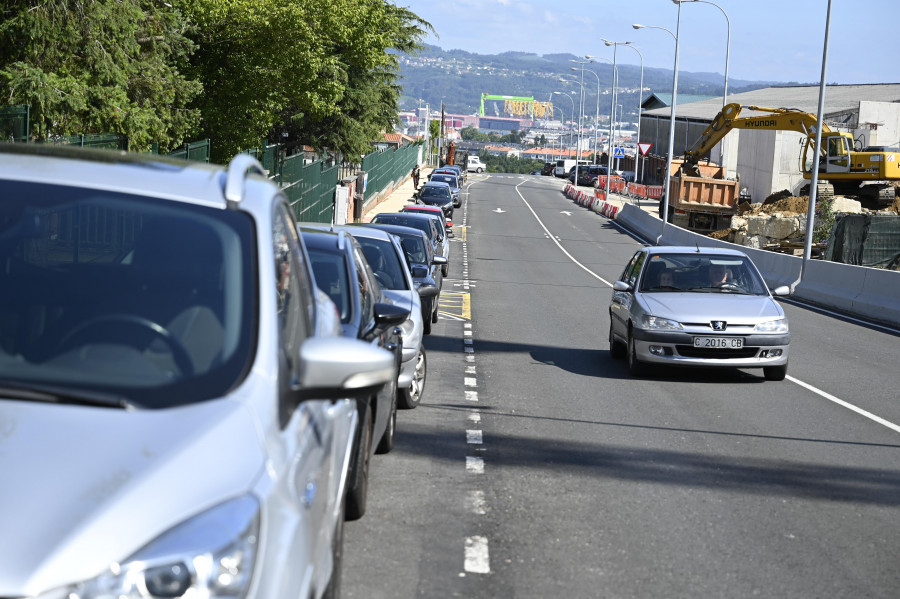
(616, 204), (900, 326)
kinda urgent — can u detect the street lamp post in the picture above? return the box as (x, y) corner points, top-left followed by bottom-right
(617, 44), (645, 184)
(633, 5), (681, 241)
(584, 56), (618, 170)
(600, 39), (635, 202)
(677, 0), (731, 176)
(552, 91), (575, 157)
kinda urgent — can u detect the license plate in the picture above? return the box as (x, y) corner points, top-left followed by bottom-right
(693, 337), (744, 349)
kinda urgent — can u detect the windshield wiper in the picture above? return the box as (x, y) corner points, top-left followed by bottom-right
(0, 381), (139, 410)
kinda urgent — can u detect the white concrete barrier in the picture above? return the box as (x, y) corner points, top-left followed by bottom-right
(615, 204), (900, 326)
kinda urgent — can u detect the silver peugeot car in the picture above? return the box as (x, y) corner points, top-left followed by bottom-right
(609, 246), (790, 380)
(0, 144), (397, 598)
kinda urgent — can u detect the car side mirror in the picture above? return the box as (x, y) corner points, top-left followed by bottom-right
(770, 285), (791, 297)
(374, 302), (410, 329)
(613, 280), (632, 292)
(295, 337), (394, 401)
(417, 283), (439, 298)
(411, 265), (429, 278)
(432, 255), (448, 266)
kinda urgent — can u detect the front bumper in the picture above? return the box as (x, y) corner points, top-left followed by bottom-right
(631, 328), (790, 368)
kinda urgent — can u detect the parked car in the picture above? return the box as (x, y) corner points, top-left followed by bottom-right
(371, 211), (451, 277)
(300, 227), (409, 520)
(402, 203), (453, 237)
(434, 163), (466, 184)
(577, 164), (608, 187)
(363, 223), (446, 334)
(335, 224), (434, 408)
(428, 171), (462, 207)
(415, 181), (454, 218)
(608, 246), (791, 380)
(0, 144), (397, 599)
(540, 161), (554, 176)
(400, 204), (453, 229)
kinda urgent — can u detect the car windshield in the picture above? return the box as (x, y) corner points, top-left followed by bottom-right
(431, 175), (456, 186)
(0, 181), (256, 408)
(355, 237), (410, 291)
(398, 236), (428, 267)
(308, 248), (352, 324)
(420, 186), (451, 198)
(639, 253), (769, 295)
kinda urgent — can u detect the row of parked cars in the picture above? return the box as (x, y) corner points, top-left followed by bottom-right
(410, 163), (465, 219)
(0, 143), (452, 599)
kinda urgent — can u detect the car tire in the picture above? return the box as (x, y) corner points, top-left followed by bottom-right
(375, 395), (396, 454)
(609, 321), (627, 359)
(322, 493), (345, 599)
(441, 263), (449, 277)
(432, 296), (440, 323)
(627, 329), (647, 377)
(763, 363), (788, 381)
(399, 346), (426, 409)
(476, 168), (483, 173)
(345, 401), (372, 521)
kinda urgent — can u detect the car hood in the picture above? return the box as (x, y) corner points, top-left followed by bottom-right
(0, 397), (264, 595)
(641, 292), (784, 323)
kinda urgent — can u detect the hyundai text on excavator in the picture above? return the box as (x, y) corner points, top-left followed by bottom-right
(681, 102), (900, 206)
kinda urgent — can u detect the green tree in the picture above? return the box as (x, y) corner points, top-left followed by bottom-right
(175, 0), (432, 162)
(0, 0), (202, 150)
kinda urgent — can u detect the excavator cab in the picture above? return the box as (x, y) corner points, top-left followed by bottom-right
(802, 133), (852, 175)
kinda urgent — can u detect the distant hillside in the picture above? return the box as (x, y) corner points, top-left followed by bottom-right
(397, 44), (789, 118)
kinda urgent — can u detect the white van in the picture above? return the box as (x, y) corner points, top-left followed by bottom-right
(467, 155), (487, 173)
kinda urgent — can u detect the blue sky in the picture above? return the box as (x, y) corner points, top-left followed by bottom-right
(397, 0), (898, 85)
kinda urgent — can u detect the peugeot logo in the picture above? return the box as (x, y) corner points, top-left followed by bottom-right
(711, 321), (727, 331)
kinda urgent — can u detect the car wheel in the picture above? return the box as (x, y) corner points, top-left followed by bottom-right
(345, 401), (372, 521)
(432, 296), (440, 323)
(375, 395), (396, 454)
(477, 167), (483, 173)
(441, 263), (449, 277)
(321, 493), (345, 599)
(399, 346), (426, 409)
(627, 328), (647, 377)
(609, 320), (626, 359)
(763, 363), (788, 381)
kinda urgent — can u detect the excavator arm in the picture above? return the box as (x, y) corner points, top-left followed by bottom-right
(680, 103), (831, 176)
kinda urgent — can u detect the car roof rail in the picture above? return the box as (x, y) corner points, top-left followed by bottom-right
(336, 229), (350, 252)
(225, 154), (267, 208)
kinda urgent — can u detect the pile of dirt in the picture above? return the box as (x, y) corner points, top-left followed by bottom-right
(708, 228), (733, 240)
(735, 196), (809, 216)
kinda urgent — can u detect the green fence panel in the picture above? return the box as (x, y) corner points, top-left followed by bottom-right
(360, 144), (419, 206)
(53, 133), (128, 151)
(0, 105), (29, 142)
(166, 139), (210, 162)
(280, 154), (336, 224)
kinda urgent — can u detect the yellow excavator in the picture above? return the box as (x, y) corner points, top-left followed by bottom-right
(680, 103), (900, 205)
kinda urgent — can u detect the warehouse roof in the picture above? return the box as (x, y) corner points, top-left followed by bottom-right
(642, 83), (900, 121)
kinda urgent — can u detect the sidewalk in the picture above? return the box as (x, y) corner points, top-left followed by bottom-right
(360, 166), (435, 222)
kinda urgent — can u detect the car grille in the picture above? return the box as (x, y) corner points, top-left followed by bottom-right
(675, 346), (759, 359)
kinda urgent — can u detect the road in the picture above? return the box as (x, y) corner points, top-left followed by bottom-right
(342, 173), (900, 599)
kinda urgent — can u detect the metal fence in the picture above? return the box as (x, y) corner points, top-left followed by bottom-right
(0, 105), (29, 142)
(278, 153), (339, 223)
(360, 143), (419, 205)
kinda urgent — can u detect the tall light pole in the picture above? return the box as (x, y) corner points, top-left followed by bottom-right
(677, 0), (731, 176)
(617, 44), (645, 185)
(600, 39), (634, 202)
(561, 72), (587, 183)
(634, 6), (681, 241)
(576, 66), (600, 164)
(552, 91), (575, 156)
(584, 55), (617, 168)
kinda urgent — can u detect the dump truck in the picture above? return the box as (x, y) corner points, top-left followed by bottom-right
(664, 161), (743, 233)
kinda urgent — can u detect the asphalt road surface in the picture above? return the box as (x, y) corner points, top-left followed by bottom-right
(342, 173), (900, 599)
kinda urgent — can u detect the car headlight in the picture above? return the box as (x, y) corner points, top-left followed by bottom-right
(641, 315), (683, 330)
(754, 319), (789, 333)
(399, 316), (415, 339)
(70, 495), (259, 598)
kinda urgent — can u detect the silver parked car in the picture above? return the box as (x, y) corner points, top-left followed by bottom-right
(0, 144), (396, 598)
(609, 246), (791, 380)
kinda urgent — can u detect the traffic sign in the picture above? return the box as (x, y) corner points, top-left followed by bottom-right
(638, 143), (652, 156)
(614, 148), (625, 159)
